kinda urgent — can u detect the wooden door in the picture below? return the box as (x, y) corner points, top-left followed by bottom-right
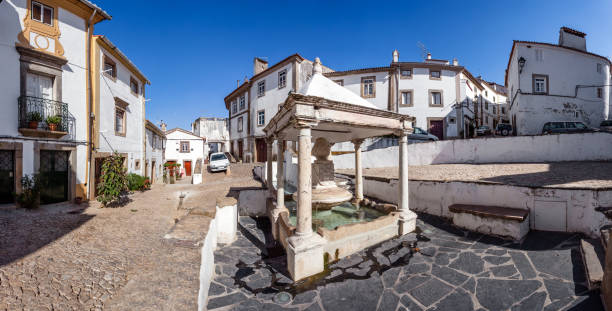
(256, 138), (267, 163)
(0, 151), (14, 203)
(184, 161), (192, 176)
(237, 140), (243, 161)
(429, 120), (444, 140)
(40, 150), (69, 204)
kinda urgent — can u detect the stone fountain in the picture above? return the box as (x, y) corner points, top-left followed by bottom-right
(292, 137), (352, 210)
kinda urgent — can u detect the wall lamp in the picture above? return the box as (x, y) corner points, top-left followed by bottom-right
(518, 57), (526, 74)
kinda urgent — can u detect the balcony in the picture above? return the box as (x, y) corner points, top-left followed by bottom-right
(18, 96), (75, 140)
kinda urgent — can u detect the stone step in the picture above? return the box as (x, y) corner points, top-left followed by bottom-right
(579, 238), (605, 290)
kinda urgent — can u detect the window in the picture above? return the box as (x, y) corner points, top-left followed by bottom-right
(597, 88), (603, 98)
(239, 95), (245, 110)
(493, 106), (497, 114)
(278, 70), (287, 89)
(429, 90), (443, 106)
(430, 70), (441, 79)
(400, 90), (413, 107)
(361, 76), (375, 98)
(532, 74), (548, 94)
(493, 96), (496, 103)
(237, 116), (243, 132)
(334, 80), (344, 86)
(448, 117), (456, 124)
(130, 77), (139, 95)
(257, 110), (265, 127)
(535, 49), (543, 62)
(231, 100), (237, 114)
(257, 80), (265, 97)
(400, 70), (412, 78)
(115, 108), (126, 136)
(597, 63), (602, 74)
(103, 56), (117, 79)
(32, 1), (53, 26)
(485, 102), (488, 110)
(486, 116), (489, 123)
(180, 141), (190, 153)
(502, 107), (506, 114)
(135, 160), (140, 170)
(485, 91), (488, 97)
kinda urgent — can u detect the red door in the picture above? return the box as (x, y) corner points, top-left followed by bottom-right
(429, 120), (444, 140)
(184, 161), (192, 176)
(256, 138), (267, 163)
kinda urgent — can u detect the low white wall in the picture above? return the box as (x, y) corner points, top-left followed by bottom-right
(197, 217), (217, 311)
(348, 176), (612, 238)
(216, 203), (238, 244)
(333, 132), (612, 169)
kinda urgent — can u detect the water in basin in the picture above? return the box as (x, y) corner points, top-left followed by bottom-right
(286, 200), (385, 230)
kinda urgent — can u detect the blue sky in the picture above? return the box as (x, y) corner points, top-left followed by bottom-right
(95, 0), (612, 130)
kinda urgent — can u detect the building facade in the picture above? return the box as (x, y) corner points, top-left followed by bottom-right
(0, 0), (111, 204)
(164, 128), (204, 177)
(89, 35), (150, 195)
(145, 120), (165, 184)
(192, 117), (229, 158)
(506, 27), (611, 135)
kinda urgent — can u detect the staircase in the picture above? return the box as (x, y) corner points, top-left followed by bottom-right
(580, 227), (610, 290)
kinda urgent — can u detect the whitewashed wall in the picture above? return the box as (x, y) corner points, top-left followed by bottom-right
(330, 71), (390, 110)
(145, 128), (164, 182)
(250, 63), (294, 137)
(333, 132), (612, 168)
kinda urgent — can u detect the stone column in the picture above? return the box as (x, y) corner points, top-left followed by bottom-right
(276, 139), (285, 211)
(398, 131), (416, 235)
(266, 137), (274, 196)
(352, 139), (364, 203)
(295, 125), (312, 237)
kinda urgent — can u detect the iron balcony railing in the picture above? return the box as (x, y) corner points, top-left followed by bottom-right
(18, 96), (75, 139)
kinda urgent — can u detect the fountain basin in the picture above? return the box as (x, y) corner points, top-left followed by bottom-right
(291, 186), (353, 210)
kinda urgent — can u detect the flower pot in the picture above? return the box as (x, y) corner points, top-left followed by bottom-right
(48, 123), (58, 131)
(28, 121), (39, 129)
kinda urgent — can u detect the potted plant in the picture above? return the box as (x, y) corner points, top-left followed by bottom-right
(27, 111), (42, 129)
(15, 174), (41, 209)
(46, 115), (61, 131)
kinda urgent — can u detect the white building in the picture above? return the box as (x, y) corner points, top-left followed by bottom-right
(164, 128), (204, 178)
(506, 27), (611, 135)
(224, 55), (332, 162)
(89, 35), (150, 195)
(0, 0), (111, 204)
(145, 120), (165, 184)
(192, 117), (229, 159)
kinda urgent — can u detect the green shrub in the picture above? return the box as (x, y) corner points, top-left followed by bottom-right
(27, 111), (43, 122)
(45, 115), (61, 124)
(127, 173), (148, 191)
(97, 153), (127, 206)
(15, 174), (41, 209)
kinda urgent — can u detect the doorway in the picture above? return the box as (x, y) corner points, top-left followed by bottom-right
(428, 119), (444, 140)
(40, 150), (69, 204)
(151, 160), (156, 183)
(184, 160), (192, 176)
(0, 151), (15, 203)
(237, 140), (244, 161)
(255, 138), (267, 163)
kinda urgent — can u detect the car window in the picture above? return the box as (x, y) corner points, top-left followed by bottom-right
(414, 128), (424, 134)
(602, 120), (612, 126)
(543, 123), (550, 131)
(552, 122), (565, 129)
(565, 122), (576, 129)
(211, 154), (227, 161)
(575, 122), (587, 129)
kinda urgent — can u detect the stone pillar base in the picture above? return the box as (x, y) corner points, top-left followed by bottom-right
(269, 202), (288, 241)
(287, 233), (327, 281)
(398, 210), (417, 235)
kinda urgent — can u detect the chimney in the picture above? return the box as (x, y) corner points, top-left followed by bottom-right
(427, 53), (432, 60)
(558, 27), (587, 51)
(160, 121), (167, 132)
(253, 57), (268, 75)
(237, 80), (240, 87)
(392, 50), (399, 63)
(312, 57), (322, 75)
(453, 58), (459, 66)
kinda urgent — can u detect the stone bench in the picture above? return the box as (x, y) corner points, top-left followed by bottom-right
(449, 204), (530, 241)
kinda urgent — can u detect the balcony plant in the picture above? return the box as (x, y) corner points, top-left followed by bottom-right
(46, 115), (61, 131)
(15, 174), (41, 209)
(27, 111), (42, 129)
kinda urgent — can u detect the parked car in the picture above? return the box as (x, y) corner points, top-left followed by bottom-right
(409, 127), (439, 141)
(209, 152), (230, 172)
(542, 121), (596, 134)
(476, 125), (492, 136)
(600, 120), (612, 132)
(495, 123), (513, 136)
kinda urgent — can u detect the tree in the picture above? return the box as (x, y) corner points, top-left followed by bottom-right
(96, 153), (127, 206)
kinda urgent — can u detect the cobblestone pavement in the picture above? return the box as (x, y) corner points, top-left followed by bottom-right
(0, 163), (261, 311)
(337, 161), (612, 189)
(208, 214), (603, 311)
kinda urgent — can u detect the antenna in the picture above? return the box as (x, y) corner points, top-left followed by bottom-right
(417, 41), (429, 60)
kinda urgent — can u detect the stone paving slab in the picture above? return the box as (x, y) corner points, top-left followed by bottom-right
(208, 214), (604, 311)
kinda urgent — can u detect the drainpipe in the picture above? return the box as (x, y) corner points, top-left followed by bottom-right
(85, 9), (97, 201)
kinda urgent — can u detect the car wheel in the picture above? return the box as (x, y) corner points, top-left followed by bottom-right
(428, 138), (435, 141)
(502, 129), (508, 136)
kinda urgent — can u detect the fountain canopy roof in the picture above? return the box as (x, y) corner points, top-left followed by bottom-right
(264, 58), (414, 143)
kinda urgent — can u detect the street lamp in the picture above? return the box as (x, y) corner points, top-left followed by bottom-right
(518, 57), (526, 74)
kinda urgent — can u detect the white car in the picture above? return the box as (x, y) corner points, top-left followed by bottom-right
(209, 152), (230, 172)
